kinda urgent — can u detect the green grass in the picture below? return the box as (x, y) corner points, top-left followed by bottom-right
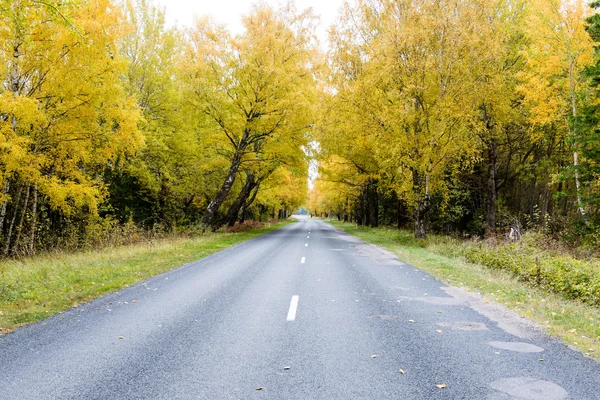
(0, 221), (291, 334)
(329, 221), (600, 360)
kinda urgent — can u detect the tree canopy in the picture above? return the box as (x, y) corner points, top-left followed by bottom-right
(2, 0), (600, 255)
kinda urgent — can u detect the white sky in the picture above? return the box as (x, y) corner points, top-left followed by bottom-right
(152, 0), (346, 48)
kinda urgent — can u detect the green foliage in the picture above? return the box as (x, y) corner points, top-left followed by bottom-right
(458, 233), (600, 306)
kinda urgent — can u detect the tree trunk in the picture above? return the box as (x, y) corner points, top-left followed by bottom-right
(0, 178), (10, 234)
(372, 180), (379, 227)
(224, 172), (256, 227)
(12, 184), (30, 255)
(412, 170), (427, 239)
(29, 184), (38, 255)
(573, 151), (585, 216)
(486, 140), (498, 235)
(3, 184), (23, 255)
(414, 198), (427, 239)
(568, 55), (585, 216)
(203, 153), (242, 227)
(397, 198), (401, 229)
(239, 185), (260, 224)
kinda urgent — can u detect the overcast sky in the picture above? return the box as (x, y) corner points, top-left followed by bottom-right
(152, 0), (346, 48)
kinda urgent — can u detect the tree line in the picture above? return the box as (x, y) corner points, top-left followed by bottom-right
(310, 0), (600, 246)
(4, 0), (600, 257)
(0, 0), (315, 256)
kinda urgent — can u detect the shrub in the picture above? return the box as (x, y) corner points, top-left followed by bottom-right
(456, 233), (600, 306)
(224, 220), (265, 233)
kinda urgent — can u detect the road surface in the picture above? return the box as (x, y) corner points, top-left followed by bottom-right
(1, 217), (598, 399)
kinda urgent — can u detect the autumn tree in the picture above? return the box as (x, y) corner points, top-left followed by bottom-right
(181, 4), (318, 228)
(0, 0), (142, 255)
(115, 0), (210, 227)
(519, 0), (594, 218)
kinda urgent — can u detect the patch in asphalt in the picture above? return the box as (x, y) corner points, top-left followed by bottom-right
(441, 287), (545, 340)
(437, 321), (489, 331)
(397, 296), (466, 306)
(354, 242), (404, 265)
(490, 377), (568, 399)
(328, 230), (405, 265)
(372, 315), (401, 320)
(488, 341), (545, 353)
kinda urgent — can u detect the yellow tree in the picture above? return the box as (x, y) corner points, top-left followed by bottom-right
(519, 0), (594, 216)
(0, 0), (142, 254)
(117, 0), (208, 225)
(466, 0), (528, 233)
(327, 0), (486, 238)
(180, 3), (318, 228)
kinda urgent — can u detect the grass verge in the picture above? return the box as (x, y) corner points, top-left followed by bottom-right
(329, 220), (600, 360)
(0, 220), (291, 334)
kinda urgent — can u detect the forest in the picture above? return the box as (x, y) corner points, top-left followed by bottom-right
(310, 0), (600, 248)
(2, 0), (600, 257)
(0, 0), (313, 256)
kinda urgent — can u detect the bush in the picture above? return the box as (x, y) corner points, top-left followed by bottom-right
(224, 220), (265, 233)
(456, 232), (600, 306)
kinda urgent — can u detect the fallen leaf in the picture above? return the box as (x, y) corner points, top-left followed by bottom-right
(436, 384), (447, 389)
(284, 366), (291, 370)
(408, 319), (415, 323)
(118, 336), (125, 340)
(132, 300), (137, 303)
(371, 354), (377, 358)
(435, 330), (442, 333)
(399, 369), (406, 374)
(569, 328), (577, 334)
(256, 387), (264, 391)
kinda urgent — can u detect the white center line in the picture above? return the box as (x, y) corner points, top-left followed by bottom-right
(287, 295), (299, 321)
(307, 236), (310, 239)
(305, 243), (308, 247)
(301, 257), (306, 264)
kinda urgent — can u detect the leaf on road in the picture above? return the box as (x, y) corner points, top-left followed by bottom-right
(399, 369), (406, 374)
(435, 330), (442, 333)
(436, 384), (447, 389)
(132, 300), (137, 303)
(408, 319), (415, 323)
(118, 336), (125, 339)
(371, 354), (377, 358)
(284, 366), (291, 370)
(256, 386), (264, 391)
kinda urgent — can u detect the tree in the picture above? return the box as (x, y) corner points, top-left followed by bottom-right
(181, 4), (318, 228)
(519, 0), (594, 217)
(0, 0), (142, 254)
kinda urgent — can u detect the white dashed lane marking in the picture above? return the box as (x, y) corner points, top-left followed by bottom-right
(286, 295), (299, 321)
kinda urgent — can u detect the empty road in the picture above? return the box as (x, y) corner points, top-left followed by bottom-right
(1, 217), (598, 399)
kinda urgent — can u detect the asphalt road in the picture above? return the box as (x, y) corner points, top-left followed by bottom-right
(1, 217), (599, 399)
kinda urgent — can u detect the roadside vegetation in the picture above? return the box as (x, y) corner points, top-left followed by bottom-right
(0, 220), (290, 334)
(330, 221), (600, 359)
